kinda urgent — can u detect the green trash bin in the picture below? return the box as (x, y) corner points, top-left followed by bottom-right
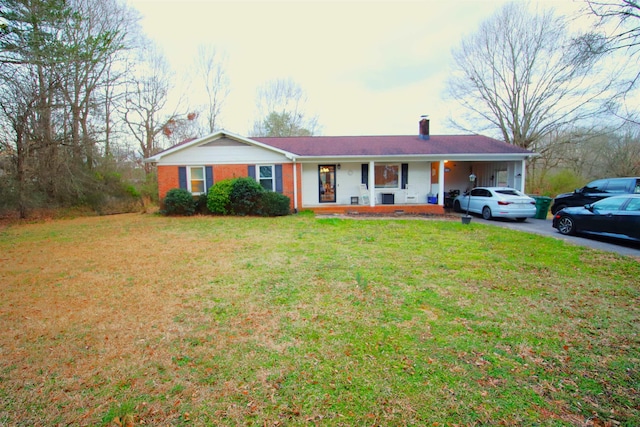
(531, 196), (552, 219)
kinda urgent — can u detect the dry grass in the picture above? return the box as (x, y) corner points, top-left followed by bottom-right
(0, 213), (638, 426)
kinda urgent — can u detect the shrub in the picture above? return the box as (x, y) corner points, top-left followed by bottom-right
(207, 179), (235, 215)
(194, 193), (209, 215)
(229, 177), (264, 216)
(123, 184), (141, 199)
(139, 172), (159, 204)
(258, 191), (291, 216)
(161, 188), (196, 216)
(545, 169), (585, 197)
(81, 171), (143, 215)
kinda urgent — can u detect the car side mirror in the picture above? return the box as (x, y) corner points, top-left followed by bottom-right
(585, 204), (594, 212)
(575, 187), (583, 194)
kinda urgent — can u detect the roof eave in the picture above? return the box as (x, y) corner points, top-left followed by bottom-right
(293, 153), (534, 162)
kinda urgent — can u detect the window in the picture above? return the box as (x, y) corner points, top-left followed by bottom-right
(496, 170), (508, 187)
(584, 179), (607, 193)
(259, 165), (275, 191)
(471, 188), (491, 197)
(496, 189), (523, 196)
(606, 179), (630, 193)
(593, 197), (627, 211)
(189, 166), (205, 194)
(626, 198), (640, 211)
(374, 164), (399, 189)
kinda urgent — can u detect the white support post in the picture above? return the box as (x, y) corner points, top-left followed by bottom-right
(292, 160), (298, 212)
(368, 161), (375, 207)
(438, 160), (445, 206)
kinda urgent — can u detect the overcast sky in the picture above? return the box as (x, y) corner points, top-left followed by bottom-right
(126, 0), (585, 137)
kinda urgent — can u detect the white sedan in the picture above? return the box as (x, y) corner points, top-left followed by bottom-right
(453, 187), (537, 221)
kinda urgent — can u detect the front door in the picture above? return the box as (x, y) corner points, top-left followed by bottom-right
(319, 165), (336, 203)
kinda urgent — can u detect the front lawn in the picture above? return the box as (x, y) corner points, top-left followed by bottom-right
(0, 213), (638, 426)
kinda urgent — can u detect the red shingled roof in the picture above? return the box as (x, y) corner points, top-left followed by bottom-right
(252, 134), (531, 157)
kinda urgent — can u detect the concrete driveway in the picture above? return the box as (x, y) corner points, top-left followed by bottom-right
(468, 214), (640, 259)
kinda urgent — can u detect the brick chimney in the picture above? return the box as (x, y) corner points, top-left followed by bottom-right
(419, 115), (430, 140)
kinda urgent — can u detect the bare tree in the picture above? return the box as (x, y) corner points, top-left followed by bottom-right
(578, 125), (640, 176)
(121, 46), (184, 175)
(193, 45), (229, 133)
(250, 78), (319, 137)
(0, 68), (41, 218)
(58, 0), (134, 169)
(0, 0), (71, 198)
(0, 0), (140, 215)
(579, 0), (640, 124)
(582, 1), (640, 56)
(446, 1), (616, 151)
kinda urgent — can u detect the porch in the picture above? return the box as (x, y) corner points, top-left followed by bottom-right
(295, 159), (527, 215)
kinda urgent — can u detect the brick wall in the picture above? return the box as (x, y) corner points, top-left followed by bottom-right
(157, 166), (179, 199)
(157, 163), (299, 211)
(213, 164), (248, 182)
(281, 163), (298, 210)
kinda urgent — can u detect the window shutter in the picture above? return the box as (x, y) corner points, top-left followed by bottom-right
(205, 166), (213, 192)
(361, 164), (369, 187)
(401, 163), (409, 189)
(275, 164), (283, 193)
(248, 165), (256, 179)
(178, 167), (187, 189)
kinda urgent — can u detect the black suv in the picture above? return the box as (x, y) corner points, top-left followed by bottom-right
(550, 177), (640, 215)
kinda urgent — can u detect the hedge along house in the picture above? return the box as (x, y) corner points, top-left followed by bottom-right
(145, 118), (535, 215)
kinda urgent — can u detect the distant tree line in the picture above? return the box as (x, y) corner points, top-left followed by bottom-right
(2, 0), (637, 218)
(0, 0), (316, 219)
(447, 0), (640, 195)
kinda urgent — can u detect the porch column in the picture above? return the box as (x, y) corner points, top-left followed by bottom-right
(519, 159), (526, 193)
(438, 160), (445, 206)
(368, 161), (375, 207)
(292, 160), (298, 211)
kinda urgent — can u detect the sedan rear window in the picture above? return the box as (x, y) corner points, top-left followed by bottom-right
(496, 190), (521, 196)
(626, 198), (640, 211)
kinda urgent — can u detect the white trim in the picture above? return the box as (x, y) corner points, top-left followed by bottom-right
(257, 164), (276, 191)
(292, 153), (534, 163)
(188, 166), (206, 195)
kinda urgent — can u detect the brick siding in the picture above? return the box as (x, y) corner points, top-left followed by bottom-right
(157, 165), (179, 199)
(157, 163), (299, 211)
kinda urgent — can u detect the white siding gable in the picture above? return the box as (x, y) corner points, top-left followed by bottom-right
(156, 137), (291, 166)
